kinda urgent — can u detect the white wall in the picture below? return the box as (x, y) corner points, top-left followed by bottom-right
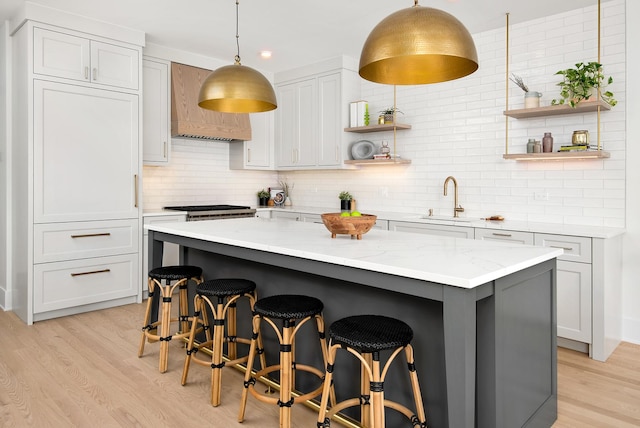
(0, 21), (9, 310)
(622, 0), (639, 343)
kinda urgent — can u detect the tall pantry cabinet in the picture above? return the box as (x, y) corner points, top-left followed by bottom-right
(10, 13), (144, 324)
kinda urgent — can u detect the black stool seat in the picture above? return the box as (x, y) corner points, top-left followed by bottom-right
(197, 278), (256, 297)
(149, 265), (203, 281)
(329, 315), (413, 353)
(254, 294), (324, 319)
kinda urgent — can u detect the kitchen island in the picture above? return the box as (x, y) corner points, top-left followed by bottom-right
(146, 217), (562, 428)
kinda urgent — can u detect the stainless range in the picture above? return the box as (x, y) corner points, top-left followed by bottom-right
(164, 204), (256, 221)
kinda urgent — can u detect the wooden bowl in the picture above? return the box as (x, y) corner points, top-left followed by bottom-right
(320, 213), (377, 240)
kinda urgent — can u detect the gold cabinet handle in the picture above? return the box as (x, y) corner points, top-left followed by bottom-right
(491, 233), (512, 237)
(71, 269), (110, 277)
(71, 232), (111, 238)
(84, 66), (89, 80)
(92, 67), (97, 81)
(134, 174), (139, 208)
(247, 148), (251, 163)
(163, 141), (167, 158)
(550, 245), (574, 251)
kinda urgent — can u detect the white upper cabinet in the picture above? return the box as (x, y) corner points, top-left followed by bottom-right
(142, 57), (170, 164)
(230, 111), (275, 170)
(33, 27), (139, 90)
(274, 56), (360, 170)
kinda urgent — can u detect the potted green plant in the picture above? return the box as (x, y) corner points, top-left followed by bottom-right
(257, 189), (270, 207)
(339, 191), (352, 211)
(551, 62), (616, 108)
(379, 107), (403, 124)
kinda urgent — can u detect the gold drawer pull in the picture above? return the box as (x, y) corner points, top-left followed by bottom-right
(71, 232), (111, 238)
(550, 245), (574, 251)
(492, 233), (512, 237)
(71, 269), (111, 277)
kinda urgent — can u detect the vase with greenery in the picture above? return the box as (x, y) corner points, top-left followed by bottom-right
(551, 62), (616, 108)
(339, 191), (352, 211)
(257, 189), (270, 206)
(379, 107), (403, 124)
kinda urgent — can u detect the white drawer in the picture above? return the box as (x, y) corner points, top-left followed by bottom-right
(33, 253), (138, 313)
(474, 228), (534, 245)
(143, 214), (186, 229)
(34, 219), (139, 263)
(534, 233), (592, 263)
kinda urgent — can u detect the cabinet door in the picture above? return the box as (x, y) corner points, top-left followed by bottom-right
(556, 260), (592, 343)
(245, 111), (273, 168)
(33, 80), (139, 223)
(317, 73), (341, 166)
(388, 221), (474, 238)
(142, 58), (170, 164)
(272, 211), (300, 221)
(33, 27), (90, 82)
(276, 79), (316, 168)
(90, 40), (139, 90)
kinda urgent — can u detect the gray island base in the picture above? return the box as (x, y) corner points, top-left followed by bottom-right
(147, 218), (559, 428)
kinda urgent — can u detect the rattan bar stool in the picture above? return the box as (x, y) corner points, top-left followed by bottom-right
(238, 294), (334, 428)
(138, 265), (203, 373)
(181, 278), (267, 406)
(316, 315), (427, 428)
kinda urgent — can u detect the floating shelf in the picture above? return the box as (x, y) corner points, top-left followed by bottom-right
(344, 123), (412, 133)
(344, 158), (412, 166)
(504, 99), (611, 119)
(503, 151), (610, 161)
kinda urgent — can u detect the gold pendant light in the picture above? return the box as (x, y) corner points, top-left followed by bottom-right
(359, 0), (479, 85)
(198, 0), (277, 113)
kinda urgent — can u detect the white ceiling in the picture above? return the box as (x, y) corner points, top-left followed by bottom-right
(0, 0), (604, 73)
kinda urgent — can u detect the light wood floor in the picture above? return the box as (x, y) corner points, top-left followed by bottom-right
(0, 303), (639, 427)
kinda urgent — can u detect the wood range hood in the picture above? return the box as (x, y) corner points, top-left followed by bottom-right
(171, 62), (252, 141)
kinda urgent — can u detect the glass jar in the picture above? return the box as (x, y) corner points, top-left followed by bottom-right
(527, 138), (535, 153)
(533, 140), (542, 153)
(572, 130), (590, 146)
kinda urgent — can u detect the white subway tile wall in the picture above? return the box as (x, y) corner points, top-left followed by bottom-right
(144, 0), (625, 227)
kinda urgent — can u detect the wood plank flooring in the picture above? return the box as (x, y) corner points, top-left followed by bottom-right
(0, 303), (639, 427)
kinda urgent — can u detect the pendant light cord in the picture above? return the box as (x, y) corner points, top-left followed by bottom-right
(234, 0), (241, 64)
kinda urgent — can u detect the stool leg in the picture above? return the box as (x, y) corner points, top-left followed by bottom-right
(405, 345), (427, 426)
(138, 277), (156, 357)
(211, 298), (226, 407)
(178, 279), (190, 335)
(158, 282), (172, 373)
(227, 301), (238, 360)
(279, 320), (294, 428)
(181, 294), (203, 385)
(314, 314), (336, 407)
(238, 314), (261, 422)
(361, 353), (374, 427)
(316, 343), (339, 427)
(371, 353), (384, 428)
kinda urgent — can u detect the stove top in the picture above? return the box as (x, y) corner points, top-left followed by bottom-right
(164, 204), (251, 212)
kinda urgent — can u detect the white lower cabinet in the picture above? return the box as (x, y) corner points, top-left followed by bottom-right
(388, 221), (474, 239)
(474, 228), (534, 245)
(555, 261), (592, 343)
(34, 254), (138, 314)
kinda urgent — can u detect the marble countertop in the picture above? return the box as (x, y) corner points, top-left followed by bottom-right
(258, 205), (625, 239)
(146, 217), (562, 289)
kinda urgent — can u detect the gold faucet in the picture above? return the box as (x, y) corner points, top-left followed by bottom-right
(444, 176), (465, 218)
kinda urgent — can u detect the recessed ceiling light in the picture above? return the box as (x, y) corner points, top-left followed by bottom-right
(260, 51), (272, 59)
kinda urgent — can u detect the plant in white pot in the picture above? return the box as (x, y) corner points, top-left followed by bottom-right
(551, 62), (616, 108)
(510, 73), (541, 108)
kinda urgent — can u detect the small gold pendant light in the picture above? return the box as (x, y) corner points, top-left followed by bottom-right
(359, 0), (479, 85)
(198, 0), (277, 113)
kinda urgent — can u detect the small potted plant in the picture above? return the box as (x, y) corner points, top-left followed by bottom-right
(257, 189), (270, 207)
(339, 191), (352, 212)
(551, 62), (616, 108)
(510, 73), (542, 108)
(379, 107), (403, 124)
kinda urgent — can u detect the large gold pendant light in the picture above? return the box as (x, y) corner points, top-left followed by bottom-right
(198, 0), (277, 113)
(359, 0), (478, 85)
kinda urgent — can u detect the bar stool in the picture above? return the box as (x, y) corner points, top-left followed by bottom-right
(238, 294), (333, 428)
(181, 278), (267, 406)
(138, 265), (203, 373)
(316, 315), (427, 428)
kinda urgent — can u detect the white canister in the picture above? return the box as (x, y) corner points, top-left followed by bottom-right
(524, 91), (542, 108)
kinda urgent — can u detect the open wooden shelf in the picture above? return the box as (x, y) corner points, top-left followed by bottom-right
(344, 123), (411, 133)
(503, 151), (610, 161)
(344, 158), (412, 166)
(504, 99), (611, 119)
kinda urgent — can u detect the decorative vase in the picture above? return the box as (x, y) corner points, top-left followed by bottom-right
(284, 196), (292, 206)
(542, 132), (553, 153)
(340, 200), (351, 212)
(524, 91), (542, 108)
(383, 113), (394, 124)
(258, 197), (269, 207)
